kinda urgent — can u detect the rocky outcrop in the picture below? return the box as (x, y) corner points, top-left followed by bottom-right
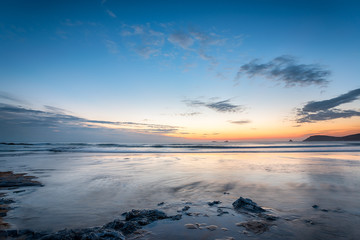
(232, 197), (265, 213)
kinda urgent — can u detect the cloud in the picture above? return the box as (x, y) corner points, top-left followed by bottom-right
(297, 109), (360, 123)
(120, 24), (164, 58)
(179, 112), (201, 117)
(168, 31), (194, 49)
(189, 30), (225, 46)
(0, 103), (179, 135)
(135, 46), (159, 59)
(44, 105), (68, 114)
(62, 19), (83, 26)
(237, 55), (331, 87)
(302, 88), (360, 112)
(106, 9), (117, 18)
(229, 120), (251, 124)
(184, 99), (244, 113)
(296, 88), (360, 123)
(104, 40), (118, 54)
(0, 91), (27, 104)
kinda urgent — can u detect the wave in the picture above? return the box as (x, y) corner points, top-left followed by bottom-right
(1, 141), (359, 155)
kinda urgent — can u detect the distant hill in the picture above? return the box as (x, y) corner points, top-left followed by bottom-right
(303, 133), (360, 142)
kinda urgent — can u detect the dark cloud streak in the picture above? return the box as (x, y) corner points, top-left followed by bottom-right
(237, 55), (330, 87)
(0, 103), (179, 134)
(184, 99), (244, 113)
(302, 88), (360, 112)
(296, 88), (360, 123)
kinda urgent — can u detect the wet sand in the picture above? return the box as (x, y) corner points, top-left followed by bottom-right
(0, 152), (360, 239)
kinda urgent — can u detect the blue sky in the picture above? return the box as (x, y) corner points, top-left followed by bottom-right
(1, 0), (359, 142)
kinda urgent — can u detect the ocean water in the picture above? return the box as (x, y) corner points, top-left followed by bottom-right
(1, 141), (360, 239)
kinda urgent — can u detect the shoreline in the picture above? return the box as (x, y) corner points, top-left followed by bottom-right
(0, 171), (278, 239)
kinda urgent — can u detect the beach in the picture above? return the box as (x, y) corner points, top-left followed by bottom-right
(1, 142), (360, 239)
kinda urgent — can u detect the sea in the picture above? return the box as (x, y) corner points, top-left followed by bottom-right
(1, 141), (360, 239)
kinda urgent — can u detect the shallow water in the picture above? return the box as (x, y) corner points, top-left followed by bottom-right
(1, 142), (360, 239)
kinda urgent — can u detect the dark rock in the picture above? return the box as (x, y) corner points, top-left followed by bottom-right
(182, 205), (190, 211)
(208, 200), (221, 206)
(304, 219), (315, 225)
(171, 214), (182, 220)
(260, 214), (278, 221)
(103, 219), (125, 230)
(118, 221), (139, 235)
(0, 198), (15, 205)
(157, 202), (164, 206)
(123, 209), (167, 222)
(236, 220), (270, 234)
(223, 192), (230, 195)
(0, 230), (8, 238)
(312, 205), (319, 209)
(6, 229), (18, 237)
(232, 197), (265, 213)
(217, 208), (229, 216)
(39, 228), (125, 240)
(0, 171), (43, 188)
(18, 229), (35, 236)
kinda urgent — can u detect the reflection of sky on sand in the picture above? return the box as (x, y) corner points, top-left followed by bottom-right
(1, 152), (360, 238)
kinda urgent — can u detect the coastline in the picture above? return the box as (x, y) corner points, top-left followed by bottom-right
(0, 149), (359, 239)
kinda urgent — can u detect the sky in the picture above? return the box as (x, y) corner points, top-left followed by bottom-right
(0, 0), (360, 142)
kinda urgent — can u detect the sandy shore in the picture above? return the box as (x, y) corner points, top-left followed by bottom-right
(0, 171), (278, 239)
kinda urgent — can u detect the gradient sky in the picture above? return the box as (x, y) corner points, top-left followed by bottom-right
(1, 0), (359, 142)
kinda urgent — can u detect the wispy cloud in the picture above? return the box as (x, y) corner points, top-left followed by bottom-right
(135, 46), (159, 59)
(296, 88), (360, 123)
(0, 103), (179, 134)
(106, 9), (117, 18)
(297, 109), (360, 123)
(229, 120), (251, 124)
(184, 99), (244, 113)
(302, 88), (360, 112)
(179, 112), (201, 117)
(121, 24), (164, 58)
(168, 31), (194, 49)
(0, 91), (27, 104)
(62, 19), (83, 27)
(104, 40), (118, 54)
(237, 55), (331, 87)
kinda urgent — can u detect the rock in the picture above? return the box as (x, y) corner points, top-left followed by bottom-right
(217, 208), (229, 216)
(232, 197), (265, 213)
(0, 171), (43, 188)
(258, 213), (278, 221)
(0, 198), (15, 205)
(182, 205), (190, 211)
(208, 200), (221, 206)
(171, 214), (182, 220)
(157, 202), (164, 206)
(39, 228), (125, 240)
(236, 220), (270, 234)
(312, 205), (319, 209)
(0, 230), (8, 238)
(206, 225), (218, 231)
(221, 227), (229, 231)
(185, 224), (197, 229)
(123, 209), (167, 222)
(304, 219), (315, 225)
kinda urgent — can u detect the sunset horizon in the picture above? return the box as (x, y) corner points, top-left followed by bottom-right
(1, 1), (360, 239)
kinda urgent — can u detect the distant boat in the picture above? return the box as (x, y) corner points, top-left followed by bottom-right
(303, 133), (360, 141)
